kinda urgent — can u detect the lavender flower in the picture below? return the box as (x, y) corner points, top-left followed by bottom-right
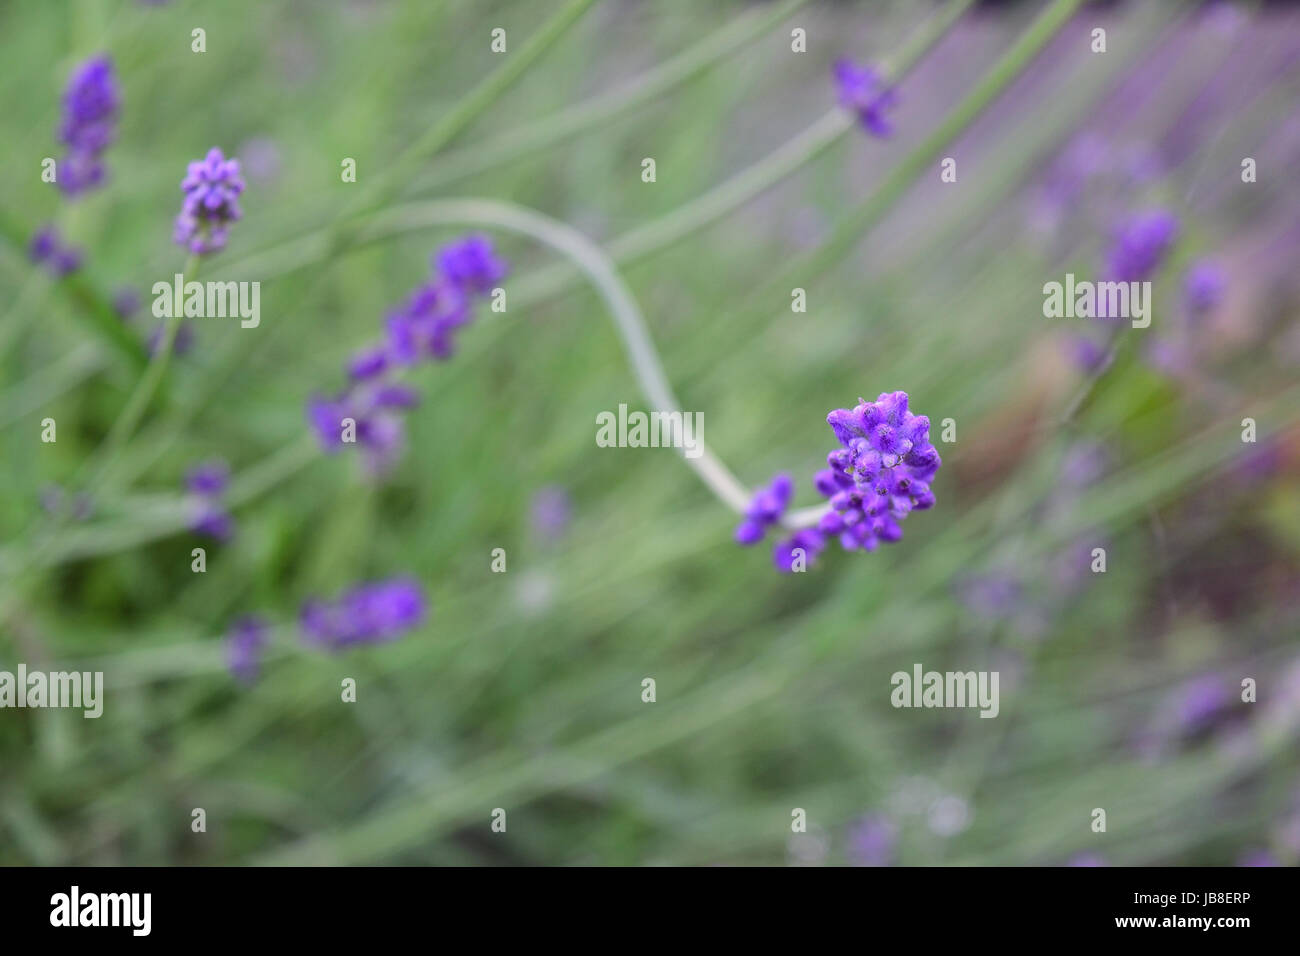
(226, 616), (269, 684)
(308, 235), (508, 476)
(148, 320), (195, 357)
(299, 578), (427, 650)
(174, 147), (245, 255)
(1184, 259), (1226, 315)
(847, 814), (897, 866)
(773, 528), (826, 573)
(1105, 209), (1179, 282)
(185, 459), (234, 540)
(735, 473), (793, 545)
(814, 391), (940, 553)
(307, 381), (419, 477)
(436, 233), (509, 295)
(186, 460), (230, 497)
(833, 60), (898, 138)
(28, 226), (82, 277)
(112, 286), (141, 320)
(57, 55), (120, 197)
(531, 485), (573, 542)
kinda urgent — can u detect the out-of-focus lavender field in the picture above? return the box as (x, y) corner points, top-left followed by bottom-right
(1, 0), (1298, 865)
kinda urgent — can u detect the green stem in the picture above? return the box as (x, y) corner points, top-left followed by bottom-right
(411, 0), (812, 193)
(89, 254), (198, 490)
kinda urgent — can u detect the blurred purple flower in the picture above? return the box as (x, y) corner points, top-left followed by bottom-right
(773, 528), (826, 573)
(833, 60), (898, 138)
(735, 472), (793, 546)
(847, 814), (897, 866)
(1237, 848), (1278, 867)
(1067, 852), (1107, 867)
(307, 381), (418, 477)
(57, 55), (120, 197)
(1066, 334), (1108, 373)
(308, 235), (507, 477)
(1105, 210), (1179, 283)
(1184, 259), (1226, 315)
(186, 460), (230, 496)
(226, 616), (269, 684)
(29, 225), (82, 277)
(436, 233), (508, 295)
(185, 459), (234, 540)
(299, 578), (427, 650)
(957, 573), (1023, 620)
(174, 147), (245, 255)
(112, 286), (140, 320)
(148, 319), (194, 357)
(531, 485), (572, 542)
(1175, 674), (1230, 732)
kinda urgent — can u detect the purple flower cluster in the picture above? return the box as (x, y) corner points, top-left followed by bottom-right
(1105, 209), (1179, 282)
(810, 391), (939, 554)
(307, 234), (507, 475)
(833, 60), (899, 138)
(743, 392), (941, 573)
(28, 225), (82, 277)
(299, 578), (427, 650)
(148, 319), (195, 357)
(174, 147), (245, 255)
(57, 56), (120, 197)
(185, 459), (234, 540)
(225, 616), (269, 684)
(1184, 259), (1226, 315)
(734, 473), (793, 545)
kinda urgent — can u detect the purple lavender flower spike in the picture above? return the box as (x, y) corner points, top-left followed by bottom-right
(300, 578), (427, 650)
(833, 60), (899, 138)
(307, 383), (417, 476)
(186, 460), (230, 496)
(1184, 259), (1226, 315)
(773, 528), (826, 572)
(816, 391), (941, 555)
(309, 235), (509, 477)
(174, 147), (245, 255)
(1105, 209), (1179, 283)
(735, 472), (794, 545)
(29, 227), (58, 263)
(57, 55), (120, 197)
(348, 346), (389, 382)
(226, 616), (269, 684)
(436, 234), (508, 296)
(847, 814), (897, 867)
(29, 226), (83, 277)
(191, 504), (235, 541)
(185, 458), (234, 540)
